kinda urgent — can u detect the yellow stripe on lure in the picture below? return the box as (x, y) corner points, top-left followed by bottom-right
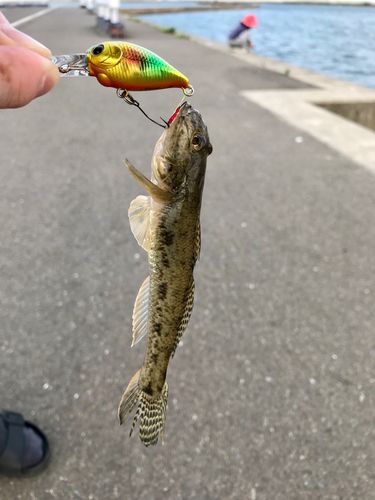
(51, 41), (194, 95)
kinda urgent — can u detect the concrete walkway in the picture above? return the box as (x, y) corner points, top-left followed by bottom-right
(1, 7), (375, 500)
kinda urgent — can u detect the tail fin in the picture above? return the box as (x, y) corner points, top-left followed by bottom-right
(118, 369), (169, 447)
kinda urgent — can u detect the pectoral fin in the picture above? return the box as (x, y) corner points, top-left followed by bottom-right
(129, 195), (151, 252)
(125, 159), (175, 205)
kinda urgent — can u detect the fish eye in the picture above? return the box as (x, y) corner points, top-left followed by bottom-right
(92, 44), (104, 56)
(192, 134), (206, 150)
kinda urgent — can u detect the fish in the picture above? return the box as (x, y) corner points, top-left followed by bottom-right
(51, 41), (194, 94)
(118, 102), (212, 446)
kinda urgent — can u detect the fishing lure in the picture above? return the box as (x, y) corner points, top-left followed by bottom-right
(51, 41), (194, 127)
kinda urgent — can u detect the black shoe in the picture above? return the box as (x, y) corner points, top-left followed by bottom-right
(0, 411), (51, 477)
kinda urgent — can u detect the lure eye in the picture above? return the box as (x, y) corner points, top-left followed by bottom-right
(93, 44), (104, 56)
(192, 134), (206, 150)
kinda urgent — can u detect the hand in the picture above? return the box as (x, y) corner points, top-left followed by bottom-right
(0, 13), (60, 109)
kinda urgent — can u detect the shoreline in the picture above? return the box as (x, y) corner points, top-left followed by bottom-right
(128, 13), (375, 171)
(121, 4), (258, 15)
(134, 6), (375, 90)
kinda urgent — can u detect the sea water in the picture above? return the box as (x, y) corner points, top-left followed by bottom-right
(139, 4), (375, 88)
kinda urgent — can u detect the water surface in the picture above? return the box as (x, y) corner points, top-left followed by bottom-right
(140, 4), (375, 88)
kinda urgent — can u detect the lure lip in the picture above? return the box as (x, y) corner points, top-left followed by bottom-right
(50, 53), (90, 77)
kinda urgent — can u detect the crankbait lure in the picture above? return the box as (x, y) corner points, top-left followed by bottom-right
(51, 41), (194, 127)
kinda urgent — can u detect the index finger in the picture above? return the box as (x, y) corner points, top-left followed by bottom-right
(0, 12), (52, 58)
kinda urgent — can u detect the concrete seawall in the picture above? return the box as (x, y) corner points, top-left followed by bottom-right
(317, 101), (375, 132)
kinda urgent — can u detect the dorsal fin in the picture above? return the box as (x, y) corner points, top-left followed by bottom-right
(171, 279), (195, 358)
(194, 220), (201, 263)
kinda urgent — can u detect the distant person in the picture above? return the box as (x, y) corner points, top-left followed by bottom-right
(228, 14), (258, 51)
(0, 12), (59, 476)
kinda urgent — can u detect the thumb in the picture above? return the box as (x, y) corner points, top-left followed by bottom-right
(0, 45), (60, 109)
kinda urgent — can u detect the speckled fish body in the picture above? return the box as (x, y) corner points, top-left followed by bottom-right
(118, 102), (212, 446)
(86, 41), (190, 91)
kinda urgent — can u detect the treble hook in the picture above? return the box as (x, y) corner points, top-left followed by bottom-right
(116, 89), (168, 129)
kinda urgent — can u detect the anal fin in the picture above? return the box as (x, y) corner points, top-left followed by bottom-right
(132, 276), (150, 346)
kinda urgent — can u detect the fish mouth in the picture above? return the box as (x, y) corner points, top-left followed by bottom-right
(176, 101), (193, 117)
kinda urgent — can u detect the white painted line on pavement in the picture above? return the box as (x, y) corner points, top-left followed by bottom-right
(11, 7), (55, 28)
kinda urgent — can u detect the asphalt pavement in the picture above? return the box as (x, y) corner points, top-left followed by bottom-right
(1, 7), (375, 500)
